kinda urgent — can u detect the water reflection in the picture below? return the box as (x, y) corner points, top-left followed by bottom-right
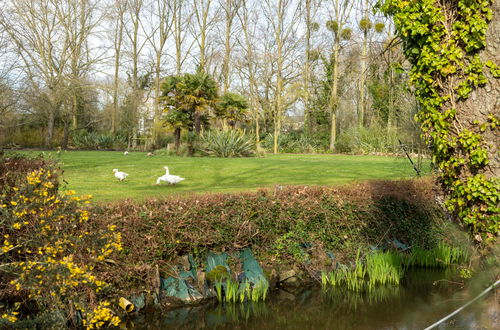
(129, 269), (498, 329)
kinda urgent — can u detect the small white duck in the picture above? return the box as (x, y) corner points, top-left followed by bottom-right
(113, 169), (128, 181)
(156, 166), (185, 185)
(124, 151), (129, 155)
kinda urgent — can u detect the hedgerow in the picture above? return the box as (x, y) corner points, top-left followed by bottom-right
(95, 178), (453, 291)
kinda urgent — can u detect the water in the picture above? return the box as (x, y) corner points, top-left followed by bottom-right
(126, 269), (499, 329)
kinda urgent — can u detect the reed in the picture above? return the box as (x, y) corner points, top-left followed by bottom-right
(366, 250), (403, 288)
(323, 249), (404, 292)
(321, 244), (467, 294)
(215, 281), (223, 303)
(225, 278), (239, 303)
(321, 271), (328, 288)
(409, 242), (468, 268)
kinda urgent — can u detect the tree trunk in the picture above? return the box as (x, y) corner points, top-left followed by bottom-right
(328, 38), (339, 151)
(61, 120), (70, 150)
(273, 0), (284, 155)
(45, 110), (55, 149)
(174, 128), (181, 151)
(303, 0), (312, 135)
(359, 28), (367, 128)
(112, 0), (124, 134)
(187, 127), (194, 156)
(459, 4), (500, 179)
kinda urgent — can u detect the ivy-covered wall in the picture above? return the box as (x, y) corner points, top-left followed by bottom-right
(379, 0), (499, 243)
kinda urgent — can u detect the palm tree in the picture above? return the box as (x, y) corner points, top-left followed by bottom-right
(161, 72), (218, 155)
(216, 92), (249, 129)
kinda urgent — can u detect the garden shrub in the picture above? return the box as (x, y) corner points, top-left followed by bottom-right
(200, 129), (255, 157)
(0, 155), (122, 328)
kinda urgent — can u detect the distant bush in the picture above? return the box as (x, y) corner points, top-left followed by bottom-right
(261, 132), (327, 153)
(200, 129), (255, 157)
(0, 128), (45, 148)
(336, 123), (400, 154)
(71, 131), (127, 150)
(157, 134), (174, 149)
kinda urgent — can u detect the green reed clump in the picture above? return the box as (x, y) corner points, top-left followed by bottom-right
(215, 281), (224, 302)
(322, 249), (368, 292)
(251, 281), (269, 302)
(226, 278), (239, 303)
(366, 250), (404, 290)
(322, 249), (404, 292)
(322, 243), (468, 293)
(214, 279), (269, 304)
(409, 242), (468, 268)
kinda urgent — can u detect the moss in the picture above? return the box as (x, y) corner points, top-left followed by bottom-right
(206, 265), (229, 283)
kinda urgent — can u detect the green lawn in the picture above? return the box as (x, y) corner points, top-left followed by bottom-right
(23, 151), (429, 202)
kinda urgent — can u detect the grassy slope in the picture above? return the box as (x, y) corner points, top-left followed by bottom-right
(27, 151), (430, 202)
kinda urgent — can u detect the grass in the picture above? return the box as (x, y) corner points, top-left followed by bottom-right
(19, 150), (430, 202)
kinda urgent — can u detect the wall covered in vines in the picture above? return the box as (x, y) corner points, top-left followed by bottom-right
(379, 0), (499, 243)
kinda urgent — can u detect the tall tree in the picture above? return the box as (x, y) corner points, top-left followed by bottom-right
(220, 0), (242, 94)
(358, 0), (371, 128)
(237, 0), (262, 148)
(123, 0), (148, 149)
(263, 0), (302, 154)
(147, 0), (174, 147)
(192, 0), (216, 72)
(326, 0), (354, 151)
(59, 0), (102, 148)
(111, 0), (127, 134)
(0, 0), (74, 148)
(302, 0), (321, 135)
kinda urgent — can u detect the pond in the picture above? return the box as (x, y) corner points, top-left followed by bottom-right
(125, 269), (498, 329)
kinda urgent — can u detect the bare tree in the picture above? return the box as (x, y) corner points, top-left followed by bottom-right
(110, 0), (127, 134)
(263, 0), (303, 154)
(326, 0), (354, 151)
(146, 0), (174, 147)
(123, 0), (149, 149)
(237, 0), (261, 148)
(58, 0), (103, 148)
(0, 25), (19, 122)
(192, 0), (219, 72)
(220, 0), (242, 93)
(0, 0), (75, 148)
(302, 0), (322, 135)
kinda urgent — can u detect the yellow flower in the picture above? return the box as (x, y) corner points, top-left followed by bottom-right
(12, 223), (21, 229)
(10, 201), (17, 206)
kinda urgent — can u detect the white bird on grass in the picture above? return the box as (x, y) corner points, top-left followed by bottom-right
(124, 151), (129, 155)
(113, 169), (128, 181)
(156, 166), (185, 185)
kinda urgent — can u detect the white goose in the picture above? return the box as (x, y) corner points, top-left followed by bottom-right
(156, 166), (185, 185)
(113, 169), (128, 181)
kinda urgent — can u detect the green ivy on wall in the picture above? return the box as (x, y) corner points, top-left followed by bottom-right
(378, 0), (499, 243)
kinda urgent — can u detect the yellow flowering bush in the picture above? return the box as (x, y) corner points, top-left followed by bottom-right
(0, 156), (121, 329)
